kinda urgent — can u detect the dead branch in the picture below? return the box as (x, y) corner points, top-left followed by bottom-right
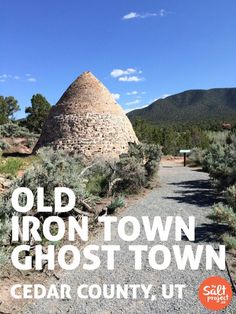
(79, 199), (96, 214)
(108, 178), (123, 196)
(79, 163), (98, 177)
(73, 207), (94, 217)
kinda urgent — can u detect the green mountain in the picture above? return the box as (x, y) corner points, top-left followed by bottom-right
(127, 88), (236, 126)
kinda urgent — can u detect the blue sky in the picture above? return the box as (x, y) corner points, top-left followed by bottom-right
(1, 0), (236, 118)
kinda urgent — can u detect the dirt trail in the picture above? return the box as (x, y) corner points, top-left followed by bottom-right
(24, 162), (235, 313)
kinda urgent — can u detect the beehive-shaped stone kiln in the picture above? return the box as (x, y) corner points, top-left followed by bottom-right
(33, 71), (138, 159)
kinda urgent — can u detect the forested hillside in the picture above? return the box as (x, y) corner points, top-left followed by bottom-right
(128, 88), (236, 126)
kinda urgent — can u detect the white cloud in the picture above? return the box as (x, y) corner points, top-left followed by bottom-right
(27, 77), (37, 82)
(160, 9), (167, 17)
(140, 13), (158, 19)
(0, 73), (37, 83)
(125, 99), (141, 106)
(119, 76), (143, 82)
(123, 12), (140, 20)
(0, 74), (9, 79)
(111, 68), (144, 82)
(123, 10), (168, 20)
(112, 93), (120, 100)
(126, 91), (138, 95)
(0, 74), (16, 81)
(111, 68), (136, 78)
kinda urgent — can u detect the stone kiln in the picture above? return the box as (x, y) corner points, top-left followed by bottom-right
(33, 72), (138, 159)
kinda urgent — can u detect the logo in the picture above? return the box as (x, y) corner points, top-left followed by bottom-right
(198, 276), (233, 311)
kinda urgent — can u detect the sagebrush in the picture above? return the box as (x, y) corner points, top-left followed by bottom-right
(204, 132), (236, 248)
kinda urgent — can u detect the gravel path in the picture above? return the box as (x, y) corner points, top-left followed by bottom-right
(25, 162), (236, 313)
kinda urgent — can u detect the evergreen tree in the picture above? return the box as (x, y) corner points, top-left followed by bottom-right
(0, 96), (19, 124)
(132, 118), (211, 155)
(25, 94), (51, 133)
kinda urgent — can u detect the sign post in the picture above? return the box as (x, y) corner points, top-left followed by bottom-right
(179, 149), (191, 167)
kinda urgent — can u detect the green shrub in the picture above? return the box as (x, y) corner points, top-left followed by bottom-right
(113, 156), (147, 194)
(0, 207), (11, 245)
(107, 196), (125, 214)
(205, 133), (236, 245)
(0, 144), (161, 251)
(108, 143), (161, 194)
(0, 157), (23, 177)
(203, 140), (236, 188)
(209, 203), (236, 234)
(142, 143), (162, 180)
(0, 147), (105, 248)
(84, 143), (162, 196)
(0, 122), (38, 138)
(189, 147), (205, 166)
(0, 148), (95, 221)
(0, 248), (8, 270)
(225, 185), (236, 211)
(0, 140), (10, 151)
(83, 161), (111, 196)
(207, 131), (229, 145)
(223, 234), (236, 250)
(86, 173), (109, 196)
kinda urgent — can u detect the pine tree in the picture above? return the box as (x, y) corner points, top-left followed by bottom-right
(25, 94), (51, 133)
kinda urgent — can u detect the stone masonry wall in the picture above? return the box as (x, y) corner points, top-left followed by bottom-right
(35, 112), (138, 159)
